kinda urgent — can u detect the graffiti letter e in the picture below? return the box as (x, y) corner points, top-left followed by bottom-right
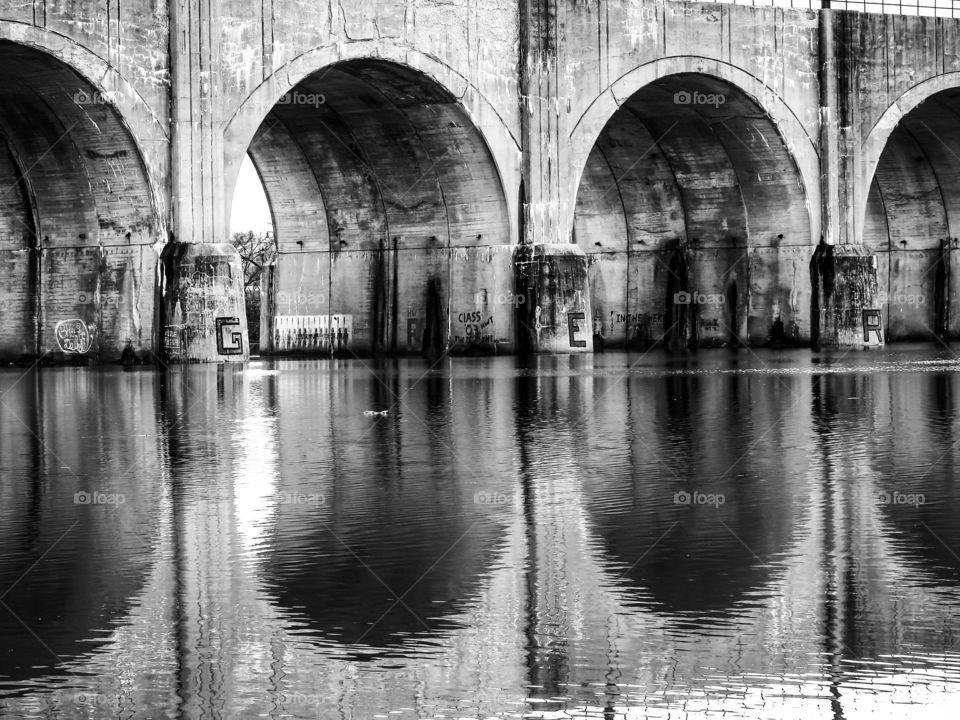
(568, 312), (587, 348)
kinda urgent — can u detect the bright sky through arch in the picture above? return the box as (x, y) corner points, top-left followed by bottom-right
(230, 154), (273, 237)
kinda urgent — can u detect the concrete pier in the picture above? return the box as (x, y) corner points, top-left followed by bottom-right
(515, 244), (594, 354)
(2, 1), (960, 360)
(811, 242), (883, 350)
(158, 243), (249, 363)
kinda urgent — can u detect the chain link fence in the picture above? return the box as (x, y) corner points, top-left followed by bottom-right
(699, 0), (960, 18)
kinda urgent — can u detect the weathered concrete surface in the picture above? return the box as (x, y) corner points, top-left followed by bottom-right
(840, 10), (960, 342)
(158, 243), (249, 363)
(811, 243), (883, 350)
(515, 244), (593, 354)
(220, 0), (523, 357)
(0, 37), (164, 362)
(563, 2), (823, 348)
(2, 1), (960, 358)
(573, 70), (813, 348)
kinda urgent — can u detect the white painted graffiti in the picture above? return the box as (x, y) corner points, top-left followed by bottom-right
(55, 319), (93, 354)
(274, 315), (353, 352)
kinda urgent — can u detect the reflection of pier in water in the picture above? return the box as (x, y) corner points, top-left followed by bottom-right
(2, 361), (960, 716)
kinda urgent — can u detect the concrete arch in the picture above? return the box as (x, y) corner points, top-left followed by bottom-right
(859, 73), (960, 340)
(232, 50), (518, 357)
(568, 56), (820, 246)
(224, 43), (521, 244)
(0, 21), (169, 227)
(859, 72), (960, 244)
(0, 31), (166, 361)
(570, 60), (816, 349)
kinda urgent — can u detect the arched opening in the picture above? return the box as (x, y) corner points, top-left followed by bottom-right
(242, 60), (511, 357)
(0, 42), (160, 363)
(573, 74), (811, 350)
(863, 88), (960, 341)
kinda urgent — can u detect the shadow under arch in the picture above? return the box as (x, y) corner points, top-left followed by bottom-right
(572, 66), (814, 350)
(568, 58), (820, 245)
(234, 57), (516, 357)
(860, 75), (960, 340)
(0, 39), (164, 362)
(223, 45), (521, 245)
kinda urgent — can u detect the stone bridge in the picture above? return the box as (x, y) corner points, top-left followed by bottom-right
(0, 0), (957, 361)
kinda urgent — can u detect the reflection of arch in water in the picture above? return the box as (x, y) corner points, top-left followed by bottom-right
(505, 364), (822, 707)
(811, 370), (960, 661)
(866, 371), (960, 579)
(255, 367), (512, 654)
(814, 370), (960, 584)
(0, 372), (159, 686)
(580, 371), (809, 616)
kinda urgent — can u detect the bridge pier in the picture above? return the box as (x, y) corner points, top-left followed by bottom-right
(161, 0), (248, 363)
(517, 0), (593, 356)
(810, 243), (883, 351)
(515, 244), (593, 354)
(157, 243), (248, 363)
(814, 10), (883, 350)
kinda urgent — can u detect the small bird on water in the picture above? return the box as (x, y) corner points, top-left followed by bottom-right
(362, 410), (389, 416)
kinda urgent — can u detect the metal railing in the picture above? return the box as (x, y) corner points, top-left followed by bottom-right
(698, 0), (960, 18)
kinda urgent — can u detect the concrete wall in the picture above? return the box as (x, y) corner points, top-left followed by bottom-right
(2, 1), (960, 359)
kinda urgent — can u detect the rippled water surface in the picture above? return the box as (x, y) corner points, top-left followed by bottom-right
(3, 347), (960, 718)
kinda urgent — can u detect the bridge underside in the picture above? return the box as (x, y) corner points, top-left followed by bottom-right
(0, 41), (159, 363)
(6, 2), (960, 361)
(574, 74), (811, 351)
(248, 60), (513, 357)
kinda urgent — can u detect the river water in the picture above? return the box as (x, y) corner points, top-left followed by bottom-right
(1, 347), (960, 719)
